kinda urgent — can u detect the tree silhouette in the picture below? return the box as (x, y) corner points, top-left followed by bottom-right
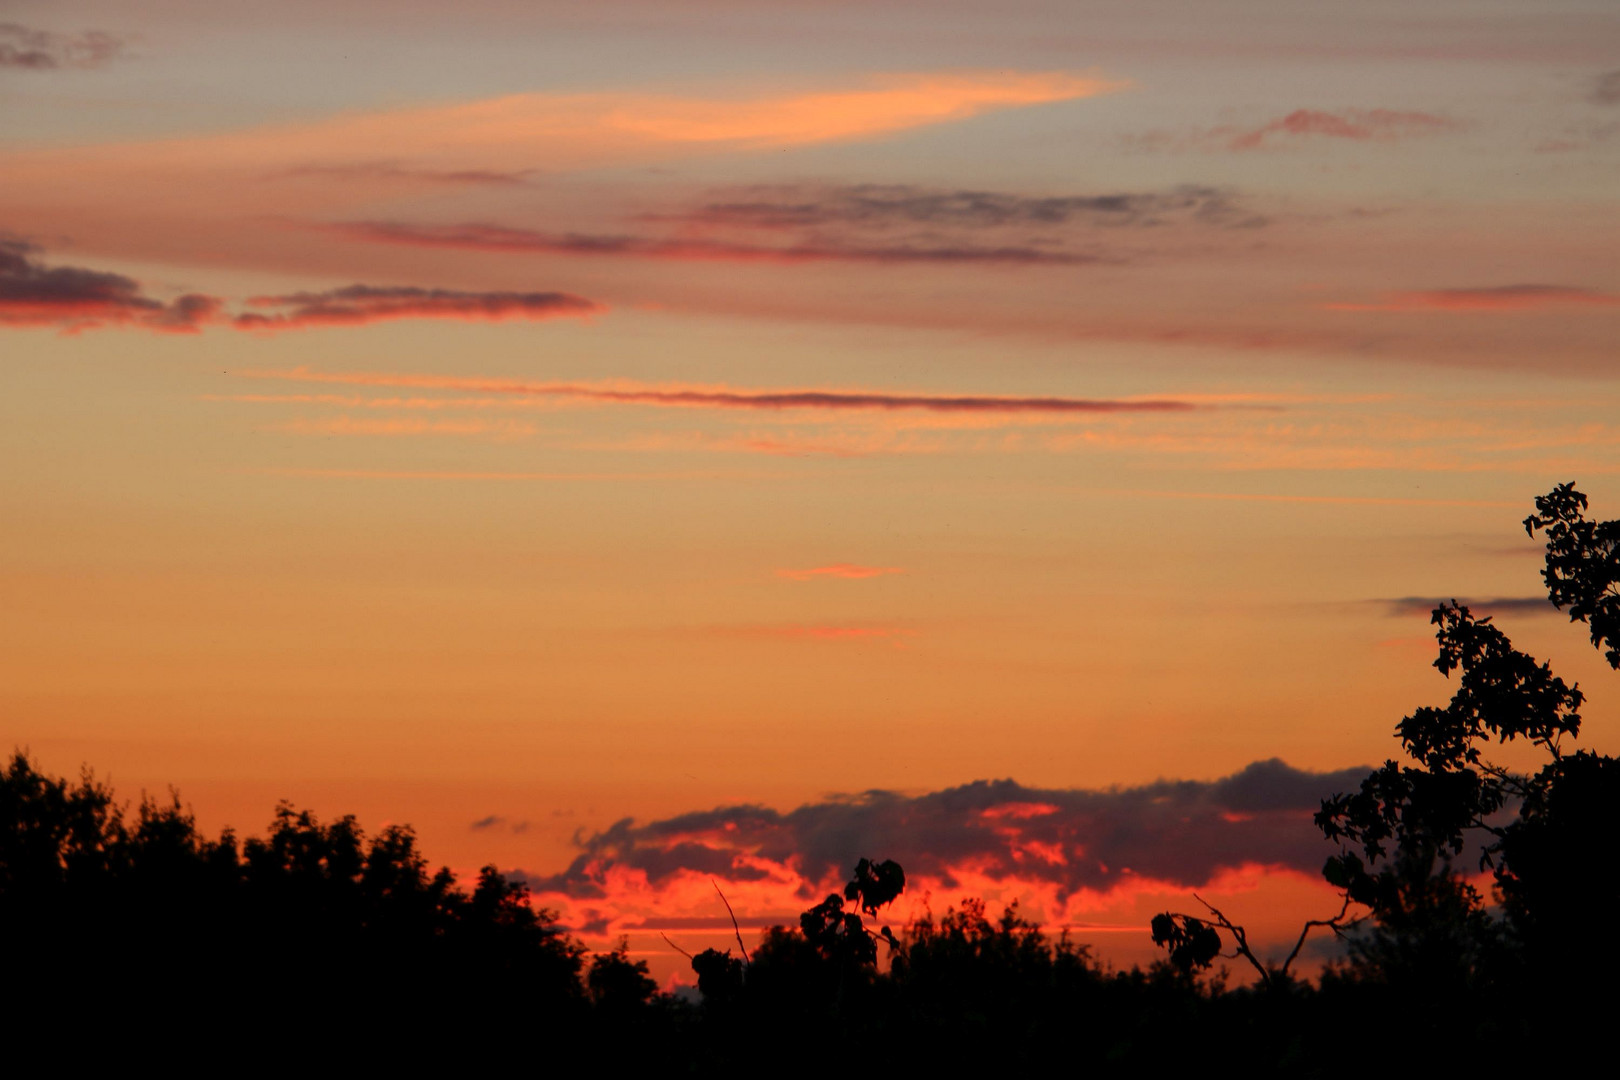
(1314, 482), (1620, 1005)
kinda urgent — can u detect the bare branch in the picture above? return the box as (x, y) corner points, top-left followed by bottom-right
(712, 880), (751, 968)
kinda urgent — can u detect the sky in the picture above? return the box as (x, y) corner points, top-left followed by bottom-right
(3, 0), (1618, 983)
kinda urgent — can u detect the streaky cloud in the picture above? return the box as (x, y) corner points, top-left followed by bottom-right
(245, 368), (1201, 415)
(234, 285), (601, 331)
(1380, 596), (1558, 618)
(658, 182), (1264, 230)
(777, 564), (905, 581)
(330, 220), (1107, 267)
(1325, 285), (1620, 313)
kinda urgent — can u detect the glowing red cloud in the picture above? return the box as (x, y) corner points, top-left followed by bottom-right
(514, 760), (1378, 956)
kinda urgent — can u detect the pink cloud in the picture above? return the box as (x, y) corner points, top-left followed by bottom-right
(1229, 108), (1456, 149)
(776, 564), (905, 581)
(242, 368), (1199, 415)
(0, 240), (220, 333)
(1324, 285), (1620, 313)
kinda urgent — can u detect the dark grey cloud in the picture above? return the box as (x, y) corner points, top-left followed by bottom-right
(0, 23), (127, 70)
(662, 183), (1264, 231)
(1380, 596), (1557, 619)
(1591, 70), (1620, 106)
(471, 814), (532, 833)
(0, 239), (219, 332)
(333, 220), (1110, 267)
(233, 284), (601, 330)
(525, 759), (1372, 901)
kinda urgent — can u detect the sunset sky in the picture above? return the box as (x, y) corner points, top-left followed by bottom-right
(4, 0), (1618, 982)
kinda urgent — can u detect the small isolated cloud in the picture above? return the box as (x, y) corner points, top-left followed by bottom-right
(0, 23), (127, 70)
(233, 285), (601, 331)
(777, 564), (905, 581)
(1229, 109), (1455, 150)
(1380, 596), (1557, 619)
(1325, 285), (1620, 313)
(0, 239), (219, 333)
(1591, 70), (1620, 106)
(471, 815), (531, 833)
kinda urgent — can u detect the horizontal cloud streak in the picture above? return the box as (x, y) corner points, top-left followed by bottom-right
(1380, 596), (1558, 618)
(777, 565), (904, 581)
(234, 285), (601, 331)
(1326, 285), (1620, 313)
(658, 183), (1262, 230)
(330, 221), (1106, 267)
(244, 368), (1199, 415)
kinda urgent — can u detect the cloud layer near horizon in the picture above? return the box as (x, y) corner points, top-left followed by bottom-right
(516, 759), (1371, 934)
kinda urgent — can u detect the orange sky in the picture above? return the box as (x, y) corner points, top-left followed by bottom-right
(4, 0), (1618, 987)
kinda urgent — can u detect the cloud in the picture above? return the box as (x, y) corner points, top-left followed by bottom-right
(0, 23), (126, 70)
(283, 163), (535, 187)
(1324, 285), (1620, 313)
(777, 565), (904, 581)
(1591, 70), (1620, 106)
(329, 221), (1107, 267)
(232, 285), (601, 331)
(0, 240), (220, 333)
(1379, 596), (1557, 619)
(710, 623), (915, 642)
(330, 183), (1263, 270)
(659, 183), (1263, 231)
(244, 368), (1200, 415)
(0, 241), (603, 336)
(1228, 109), (1455, 150)
(523, 759), (1372, 913)
(471, 815), (530, 833)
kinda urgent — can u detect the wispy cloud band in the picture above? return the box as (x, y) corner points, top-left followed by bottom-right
(243, 368), (1199, 415)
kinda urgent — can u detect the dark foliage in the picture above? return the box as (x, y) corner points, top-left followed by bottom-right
(1525, 481), (1620, 667)
(6, 484), (1617, 1071)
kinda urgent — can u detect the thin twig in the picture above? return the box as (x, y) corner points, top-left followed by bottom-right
(713, 880), (751, 967)
(1192, 894), (1271, 987)
(1278, 892), (1361, 976)
(660, 932), (694, 961)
